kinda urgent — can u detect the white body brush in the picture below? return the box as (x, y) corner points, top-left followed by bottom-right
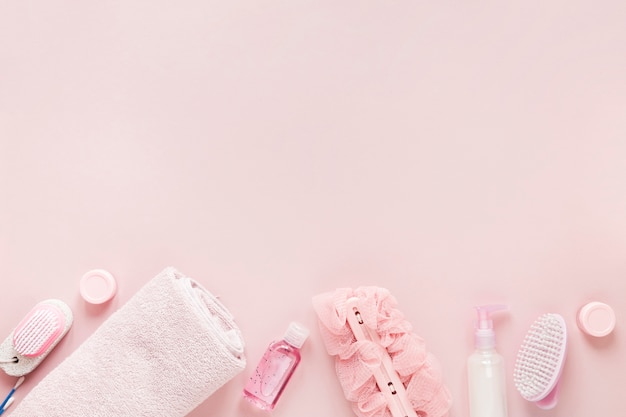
(513, 313), (567, 409)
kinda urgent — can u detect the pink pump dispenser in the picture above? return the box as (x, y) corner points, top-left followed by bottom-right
(467, 305), (508, 417)
(474, 305), (507, 349)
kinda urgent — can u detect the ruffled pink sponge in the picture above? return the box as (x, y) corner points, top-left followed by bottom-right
(313, 287), (452, 417)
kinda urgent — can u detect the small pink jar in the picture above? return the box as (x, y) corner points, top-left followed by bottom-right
(577, 301), (616, 337)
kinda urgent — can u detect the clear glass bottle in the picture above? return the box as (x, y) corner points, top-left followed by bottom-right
(243, 322), (309, 410)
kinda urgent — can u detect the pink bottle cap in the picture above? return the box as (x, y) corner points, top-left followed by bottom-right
(80, 269), (117, 304)
(577, 301), (615, 337)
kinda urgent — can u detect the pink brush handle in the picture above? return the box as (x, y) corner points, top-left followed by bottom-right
(535, 380), (561, 410)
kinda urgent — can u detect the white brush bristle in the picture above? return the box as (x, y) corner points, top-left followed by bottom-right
(513, 313), (566, 401)
(14, 309), (60, 356)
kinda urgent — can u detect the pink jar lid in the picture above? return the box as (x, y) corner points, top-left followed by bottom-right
(577, 301), (616, 337)
(80, 269), (117, 304)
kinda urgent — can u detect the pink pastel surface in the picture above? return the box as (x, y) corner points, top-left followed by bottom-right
(1, 1), (625, 416)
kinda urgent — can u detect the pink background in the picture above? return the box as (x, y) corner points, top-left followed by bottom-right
(1, 1), (625, 416)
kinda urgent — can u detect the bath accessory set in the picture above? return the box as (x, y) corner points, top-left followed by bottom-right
(9, 267), (246, 417)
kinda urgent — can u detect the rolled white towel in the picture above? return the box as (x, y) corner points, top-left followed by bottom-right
(11, 267), (246, 417)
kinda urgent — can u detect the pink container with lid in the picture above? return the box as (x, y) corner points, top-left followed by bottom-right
(577, 301), (616, 337)
(80, 269), (117, 304)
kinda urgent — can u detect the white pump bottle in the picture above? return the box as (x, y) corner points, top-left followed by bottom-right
(467, 305), (508, 417)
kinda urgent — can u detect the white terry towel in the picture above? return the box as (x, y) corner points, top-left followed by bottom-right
(11, 267), (246, 417)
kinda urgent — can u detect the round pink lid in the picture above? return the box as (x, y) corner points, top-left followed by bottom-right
(577, 301), (616, 337)
(80, 269), (117, 304)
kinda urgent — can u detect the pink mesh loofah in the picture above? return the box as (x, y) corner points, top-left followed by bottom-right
(312, 287), (452, 417)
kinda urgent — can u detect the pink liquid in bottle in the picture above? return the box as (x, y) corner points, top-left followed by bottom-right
(243, 322), (309, 410)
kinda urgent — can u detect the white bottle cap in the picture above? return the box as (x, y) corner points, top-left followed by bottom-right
(283, 322), (309, 348)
